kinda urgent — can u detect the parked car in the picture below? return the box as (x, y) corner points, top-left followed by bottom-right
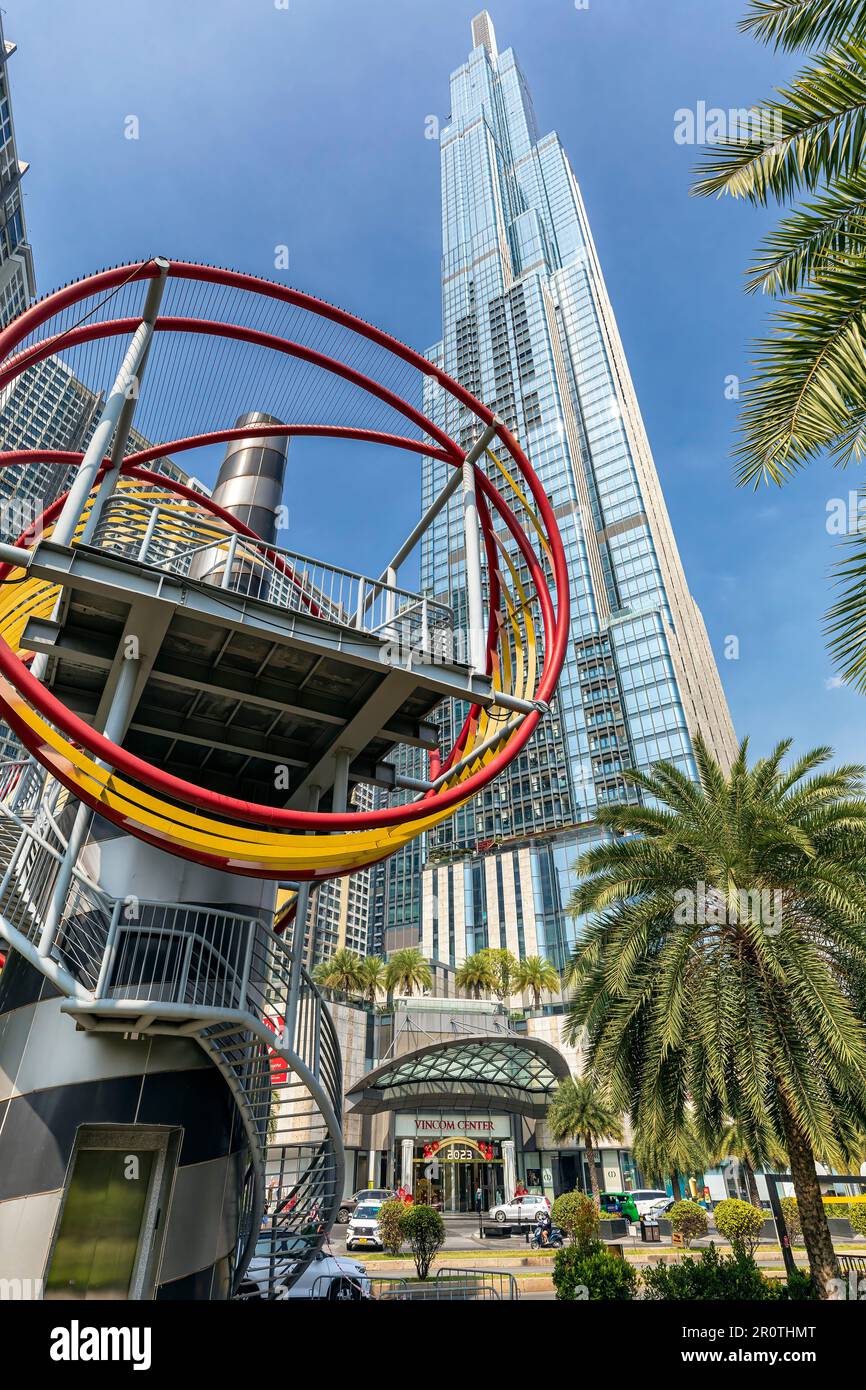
(240, 1240), (370, 1300)
(643, 1196), (676, 1219)
(489, 1194), (551, 1223)
(336, 1188), (394, 1223)
(345, 1200), (386, 1251)
(628, 1189), (671, 1219)
(598, 1189), (667, 1223)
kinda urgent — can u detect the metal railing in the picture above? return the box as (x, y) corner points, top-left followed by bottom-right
(435, 1266), (519, 1300)
(89, 492), (455, 654)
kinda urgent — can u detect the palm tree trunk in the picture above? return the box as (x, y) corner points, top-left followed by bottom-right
(742, 1157), (761, 1210)
(670, 1171), (682, 1201)
(778, 1094), (838, 1298)
(584, 1133), (600, 1208)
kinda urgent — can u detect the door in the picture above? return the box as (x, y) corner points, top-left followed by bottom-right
(45, 1127), (179, 1300)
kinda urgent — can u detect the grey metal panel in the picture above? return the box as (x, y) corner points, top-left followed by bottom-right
(0, 1190), (62, 1288)
(10, 998), (207, 1098)
(157, 1150), (242, 1285)
(0, 998), (34, 1103)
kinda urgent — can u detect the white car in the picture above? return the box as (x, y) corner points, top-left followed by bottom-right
(345, 1200), (385, 1251)
(629, 1189), (670, 1219)
(242, 1240), (370, 1300)
(489, 1194), (551, 1223)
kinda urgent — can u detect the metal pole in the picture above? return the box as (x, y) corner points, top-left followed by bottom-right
(458, 422), (499, 672)
(376, 418), (500, 584)
(380, 469), (463, 580)
(283, 784), (321, 1050)
(54, 259), (169, 550)
(0, 541), (33, 568)
(137, 504), (160, 564)
(354, 578), (366, 630)
(463, 455), (486, 674)
(765, 1172), (798, 1281)
(94, 898), (123, 999)
(331, 749), (350, 816)
(38, 654), (141, 958)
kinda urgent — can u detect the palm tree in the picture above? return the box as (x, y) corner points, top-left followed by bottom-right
(692, 2), (866, 686)
(563, 735), (866, 1296)
(546, 1076), (625, 1209)
(383, 948), (432, 998)
(513, 955), (561, 1009)
(632, 1117), (713, 1204)
(455, 952), (496, 999)
(312, 948), (364, 997)
(711, 1117), (788, 1210)
(358, 955), (387, 1007)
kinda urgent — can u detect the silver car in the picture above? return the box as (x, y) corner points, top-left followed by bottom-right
(241, 1239), (370, 1300)
(489, 1194), (551, 1223)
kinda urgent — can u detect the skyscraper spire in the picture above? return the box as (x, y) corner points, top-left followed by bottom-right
(471, 11), (498, 59)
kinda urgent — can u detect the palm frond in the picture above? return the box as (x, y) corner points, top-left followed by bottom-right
(735, 249), (866, 486)
(692, 41), (866, 206)
(827, 525), (866, 688)
(742, 0), (866, 52)
(745, 175), (866, 293)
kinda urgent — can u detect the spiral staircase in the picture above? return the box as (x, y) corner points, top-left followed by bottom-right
(0, 755), (343, 1294)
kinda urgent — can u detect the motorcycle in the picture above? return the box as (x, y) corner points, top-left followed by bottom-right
(530, 1221), (564, 1250)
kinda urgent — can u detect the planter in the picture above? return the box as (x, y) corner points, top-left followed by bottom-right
(658, 1219), (673, 1240)
(600, 1218), (629, 1239)
(827, 1218), (854, 1239)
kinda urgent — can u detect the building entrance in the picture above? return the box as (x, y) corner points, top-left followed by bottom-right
(413, 1137), (506, 1213)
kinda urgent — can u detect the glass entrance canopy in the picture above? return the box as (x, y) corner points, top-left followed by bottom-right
(346, 1035), (570, 1118)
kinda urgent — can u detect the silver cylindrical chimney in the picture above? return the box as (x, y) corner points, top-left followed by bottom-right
(192, 411), (289, 599)
(212, 410), (289, 545)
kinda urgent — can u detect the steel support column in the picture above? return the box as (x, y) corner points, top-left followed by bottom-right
(461, 423), (499, 672)
(38, 654), (141, 957)
(54, 259), (169, 549)
(283, 784), (321, 1048)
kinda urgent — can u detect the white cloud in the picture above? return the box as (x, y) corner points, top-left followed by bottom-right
(825, 676), (845, 691)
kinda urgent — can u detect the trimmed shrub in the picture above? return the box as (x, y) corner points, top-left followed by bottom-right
(713, 1197), (766, 1254)
(551, 1190), (599, 1249)
(780, 1196), (802, 1244)
(849, 1203), (866, 1237)
(377, 1200), (405, 1256)
(642, 1245), (781, 1301)
(399, 1204), (445, 1280)
(782, 1267), (818, 1300)
(553, 1240), (637, 1301)
(669, 1199), (709, 1246)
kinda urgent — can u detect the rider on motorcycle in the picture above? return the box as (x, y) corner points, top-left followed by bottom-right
(535, 1209), (553, 1246)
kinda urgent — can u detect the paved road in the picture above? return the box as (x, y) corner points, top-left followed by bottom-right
(333, 1211), (541, 1254)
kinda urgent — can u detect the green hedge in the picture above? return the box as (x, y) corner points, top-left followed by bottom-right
(669, 1199), (709, 1245)
(712, 1197), (766, 1253)
(643, 1247), (816, 1301)
(553, 1241), (637, 1300)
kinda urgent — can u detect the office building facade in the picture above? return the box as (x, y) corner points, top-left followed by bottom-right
(382, 13), (736, 971)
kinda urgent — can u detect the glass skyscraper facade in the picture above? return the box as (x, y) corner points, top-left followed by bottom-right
(381, 13), (737, 972)
(0, 17), (33, 331)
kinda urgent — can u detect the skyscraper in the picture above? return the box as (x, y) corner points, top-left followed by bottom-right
(382, 13), (737, 971)
(0, 16), (33, 331)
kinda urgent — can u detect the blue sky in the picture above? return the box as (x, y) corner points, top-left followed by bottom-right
(5, 0), (862, 764)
